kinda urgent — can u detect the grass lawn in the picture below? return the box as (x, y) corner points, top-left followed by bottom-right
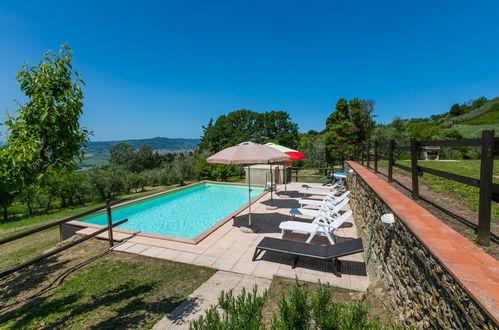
(0, 228), (59, 270)
(379, 160), (499, 220)
(0, 239), (216, 329)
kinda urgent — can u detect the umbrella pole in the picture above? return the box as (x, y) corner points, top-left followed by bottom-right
(270, 163), (273, 204)
(248, 166), (252, 227)
(266, 163), (278, 210)
(284, 162), (287, 194)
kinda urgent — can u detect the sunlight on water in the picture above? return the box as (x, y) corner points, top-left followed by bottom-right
(81, 184), (264, 239)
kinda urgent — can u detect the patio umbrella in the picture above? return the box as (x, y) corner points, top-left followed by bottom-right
(265, 143), (307, 193)
(207, 142), (290, 232)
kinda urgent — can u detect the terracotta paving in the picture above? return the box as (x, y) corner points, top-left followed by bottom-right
(109, 182), (370, 291)
(348, 161), (499, 323)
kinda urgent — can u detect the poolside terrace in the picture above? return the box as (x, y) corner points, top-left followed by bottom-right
(105, 182), (369, 291)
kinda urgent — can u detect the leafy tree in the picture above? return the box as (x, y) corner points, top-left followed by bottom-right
(256, 111), (299, 148)
(109, 142), (136, 170)
(109, 143), (161, 173)
(449, 103), (463, 117)
(471, 96), (488, 110)
(324, 98), (375, 165)
(299, 136), (325, 167)
(349, 98), (376, 144)
(126, 172), (143, 193)
(0, 44), (90, 221)
(199, 110), (299, 152)
(87, 166), (126, 201)
(405, 121), (442, 141)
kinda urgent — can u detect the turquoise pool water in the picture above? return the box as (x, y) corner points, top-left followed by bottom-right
(81, 183), (264, 239)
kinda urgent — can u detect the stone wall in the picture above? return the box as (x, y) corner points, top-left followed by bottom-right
(345, 162), (497, 329)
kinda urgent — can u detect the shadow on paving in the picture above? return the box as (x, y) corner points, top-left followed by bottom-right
(166, 297), (201, 325)
(258, 249), (367, 277)
(232, 212), (290, 234)
(276, 190), (302, 198)
(260, 198), (300, 209)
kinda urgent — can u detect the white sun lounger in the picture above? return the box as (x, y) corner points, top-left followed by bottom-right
(290, 197), (349, 219)
(301, 185), (347, 198)
(279, 210), (353, 244)
(300, 183), (339, 191)
(299, 191), (350, 208)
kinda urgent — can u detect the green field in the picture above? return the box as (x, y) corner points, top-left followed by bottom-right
(380, 160), (499, 220)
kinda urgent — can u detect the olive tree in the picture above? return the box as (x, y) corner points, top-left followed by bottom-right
(0, 44), (90, 221)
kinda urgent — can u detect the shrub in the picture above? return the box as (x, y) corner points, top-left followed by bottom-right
(190, 286), (267, 330)
(191, 280), (398, 330)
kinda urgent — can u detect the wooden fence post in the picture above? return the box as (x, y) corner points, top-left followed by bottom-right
(367, 142), (371, 169)
(388, 140), (394, 182)
(106, 200), (114, 248)
(478, 130), (494, 246)
(374, 141), (379, 173)
(410, 138), (419, 199)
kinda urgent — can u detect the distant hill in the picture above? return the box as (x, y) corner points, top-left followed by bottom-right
(80, 137), (200, 168)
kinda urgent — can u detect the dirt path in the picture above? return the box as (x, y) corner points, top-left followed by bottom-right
(377, 167), (498, 259)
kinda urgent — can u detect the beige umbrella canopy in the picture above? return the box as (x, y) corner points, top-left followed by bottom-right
(207, 142), (290, 232)
(207, 141), (290, 164)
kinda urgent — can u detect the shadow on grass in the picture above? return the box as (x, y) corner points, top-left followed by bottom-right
(1, 281), (183, 329)
(0, 255), (71, 304)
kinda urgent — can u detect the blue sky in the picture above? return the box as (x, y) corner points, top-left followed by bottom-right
(0, 1), (498, 141)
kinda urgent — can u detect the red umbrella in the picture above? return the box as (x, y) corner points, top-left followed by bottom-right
(265, 143), (307, 193)
(265, 143), (307, 161)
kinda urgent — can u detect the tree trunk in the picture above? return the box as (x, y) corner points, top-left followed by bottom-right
(46, 197), (52, 213)
(2, 206), (7, 222)
(27, 201), (33, 216)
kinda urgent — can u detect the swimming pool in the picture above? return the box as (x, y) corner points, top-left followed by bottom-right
(79, 183), (265, 241)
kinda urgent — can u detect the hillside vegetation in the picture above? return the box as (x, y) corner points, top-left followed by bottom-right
(442, 99), (499, 138)
(80, 137), (200, 168)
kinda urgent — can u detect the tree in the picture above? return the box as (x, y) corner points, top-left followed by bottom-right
(109, 143), (161, 173)
(471, 97), (488, 110)
(256, 111), (299, 148)
(324, 98), (375, 165)
(0, 44), (90, 221)
(449, 103), (463, 117)
(87, 166), (126, 201)
(199, 110), (299, 152)
(405, 121), (442, 141)
(109, 142), (136, 170)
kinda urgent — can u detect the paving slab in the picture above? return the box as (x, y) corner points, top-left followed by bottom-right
(153, 271), (271, 329)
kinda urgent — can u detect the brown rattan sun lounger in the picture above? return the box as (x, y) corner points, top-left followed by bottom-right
(252, 237), (363, 276)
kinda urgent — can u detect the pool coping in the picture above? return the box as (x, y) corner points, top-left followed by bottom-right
(66, 180), (269, 245)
